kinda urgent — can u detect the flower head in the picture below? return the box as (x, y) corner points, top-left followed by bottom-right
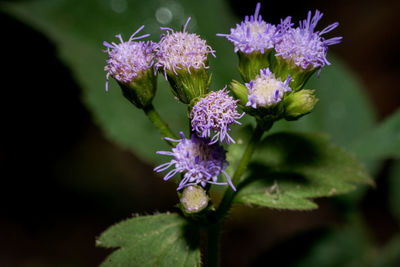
(103, 25), (154, 91)
(275, 10), (342, 70)
(190, 88), (244, 145)
(154, 17), (216, 79)
(246, 68), (292, 109)
(216, 3), (279, 54)
(154, 132), (235, 191)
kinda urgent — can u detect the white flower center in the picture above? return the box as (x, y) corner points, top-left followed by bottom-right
(248, 21), (267, 36)
(252, 76), (283, 106)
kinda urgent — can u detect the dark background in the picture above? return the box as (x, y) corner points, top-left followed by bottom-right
(1, 0), (399, 266)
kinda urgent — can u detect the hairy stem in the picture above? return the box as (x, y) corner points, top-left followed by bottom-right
(205, 124), (264, 267)
(143, 104), (177, 146)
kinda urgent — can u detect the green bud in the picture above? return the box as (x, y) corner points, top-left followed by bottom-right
(229, 80), (248, 107)
(166, 66), (212, 104)
(237, 50), (273, 83)
(271, 56), (317, 91)
(179, 185), (209, 214)
(284, 89), (318, 120)
(117, 67), (157, 109)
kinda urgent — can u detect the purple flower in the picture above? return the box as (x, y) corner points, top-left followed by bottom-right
(246, 68), (292, 108)
(154, 132), (235, 191)
(216, 3), (279, 54)
(275, 10), (342, 70)
(190, 88), (244, 145)
(154, 17), (216, 79)
(103, 25), (154, 91)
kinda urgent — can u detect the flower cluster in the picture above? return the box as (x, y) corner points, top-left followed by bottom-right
(103, 4), (341, 197)
(103, 25), (154, 91)
(190, 88), (244, 145)
(218, 4), (342, 71)
(246, 68), (292, 108)
(154, 132), (235, 191)
(154, 17), (216, 79)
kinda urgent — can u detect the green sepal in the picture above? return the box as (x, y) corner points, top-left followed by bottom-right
(283, 89), (318, 120)
(237, 49), (273, 83)
(271, 55), (317, 91)
(117, 67), (157, 109)
(166, 66), (212, 104)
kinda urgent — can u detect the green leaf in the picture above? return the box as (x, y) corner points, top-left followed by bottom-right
(351, 108), (400, 160)
(294, 217), (400, 267)
(295, 223), (372, 267)
(1, 0), (375, 165)
(97, 213), (200, 267)
(234, 132), (374, 210)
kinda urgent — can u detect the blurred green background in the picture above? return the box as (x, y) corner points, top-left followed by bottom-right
(1, 0), (399, 266)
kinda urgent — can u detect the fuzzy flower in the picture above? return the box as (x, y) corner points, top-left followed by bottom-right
(275, 10), (342, 69)
(190, 88), (244, 145)
(246, 68), (292, 108)
(103, 26), (154, 91)
(154, 17), (216, 79)
(216, 3), (279, 54)
(154, 132), (235, 191)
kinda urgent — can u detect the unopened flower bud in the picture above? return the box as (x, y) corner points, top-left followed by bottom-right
(229, 80), (249, 107)
(284, 89), (318, 120)
(180, 185), (209, 214)
(103, 26), (156, 109)
(155, 18), (215, 104)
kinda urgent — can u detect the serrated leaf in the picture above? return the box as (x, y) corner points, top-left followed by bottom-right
(351, 108), (400, 160)
(234, 132), (373, 210)
(97, 213), (200, 267)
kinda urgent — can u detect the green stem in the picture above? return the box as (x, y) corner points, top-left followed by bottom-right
(206, 223), (221, 267)
(216, 124), (264, 220)
(143, 104), (177, 146)
(205, 124), (264, 267)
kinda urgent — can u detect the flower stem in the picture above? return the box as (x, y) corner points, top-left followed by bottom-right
(205, 124), (265, 267)
(206, 222), (221, 267)
(216, 124), (264, 220)
(143, 104), (177, 146)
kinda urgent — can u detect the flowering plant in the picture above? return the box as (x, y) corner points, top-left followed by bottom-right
(4, 0), (400, 265)
(97, 3), (374, 266)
